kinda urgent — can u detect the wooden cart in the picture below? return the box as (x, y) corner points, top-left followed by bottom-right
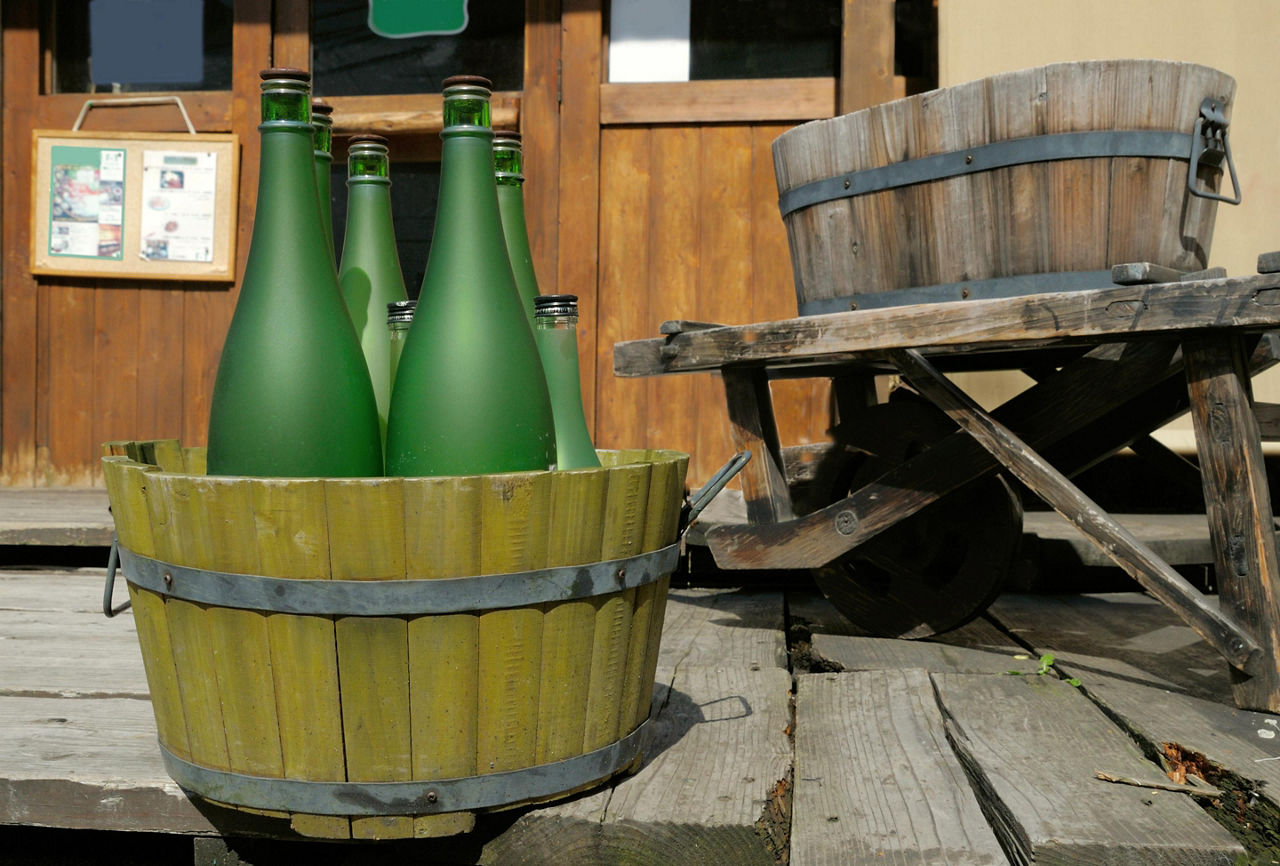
(615, 262), (1280, 712)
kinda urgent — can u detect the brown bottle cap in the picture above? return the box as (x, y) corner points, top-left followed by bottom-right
(311, 99), (334, 114)
(260, 67), (311, 82)
(493, 129), (521, 142)
(443, 74), (493, 90)
(348, 133), (389, 146)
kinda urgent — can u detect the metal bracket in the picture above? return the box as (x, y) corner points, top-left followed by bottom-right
(681, 450), (752, 530)
(1187, 97), (1241, 205)
(72, 95), (197, 134)
(102, 537), (132, 618)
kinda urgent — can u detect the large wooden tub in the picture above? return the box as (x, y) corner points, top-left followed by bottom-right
(774, 59), (1238, 314)
(102, 440), (688, 840)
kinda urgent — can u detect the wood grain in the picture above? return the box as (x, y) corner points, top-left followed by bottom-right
(792, 670), (1008, 865)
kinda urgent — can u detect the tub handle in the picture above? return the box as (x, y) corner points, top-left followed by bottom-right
(1188, 97), (1241, 205)
(681, 450), (752, 532)
(102, 537), (132, 618)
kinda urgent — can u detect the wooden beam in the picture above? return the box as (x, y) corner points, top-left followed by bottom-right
(327, 92), (521, 138)
(1185, 334), (1280, 710)
(613, 274), (1280, 376)
(889, 347), (1259, 674)
(600, 78), (837, 125)
(722, 369), (794, 525)
(840, 0), (895, 114)
(272, 0), (310, 71)
(559, 0), (603, 433)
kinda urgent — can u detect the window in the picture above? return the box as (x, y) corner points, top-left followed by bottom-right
(50, 0), (233, 94)
(312, 0), (524, 97)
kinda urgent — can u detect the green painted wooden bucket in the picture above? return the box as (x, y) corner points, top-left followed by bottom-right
(102, 439), (688, 840)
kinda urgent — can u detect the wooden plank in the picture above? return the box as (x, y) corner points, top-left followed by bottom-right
(792, 670), (1009, 865)
(1111, 261), (1187, 285)
(931, 672), (1245, 863)
(612, 273), (1280, 377)
(92, 288), (140, 486)
(1185, 333), (1280, 711)
(0, 487), (112, 545)
(722, 369), (795, 524)
(601, 78), (837, 125)
(522, 0), (562, 304)
(988, 592), (1233, 705)
(1024, 511), (1217, 568)
(891, 346), (1259, 673)
(558, 0), (603, 436)
(135, 288), (186, 443)
(839, 0), (895, 115)
(2, 12), (40, 485)
(46, 283), (98, 485)
(1259, 250), (1280, 274)
(811, 633), (1040, 677)
(593, 126), (651, 453)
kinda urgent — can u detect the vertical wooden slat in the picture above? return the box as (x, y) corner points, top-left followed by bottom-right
(522, 0), (562, 308)
(252, 477), (350, 840)
(477, 471), (549, 775)
(2, 10), (39, 484)
(328, 477), (413, 840)
(93, 289), (141, 484)
(840, 0), (896, 115)
(595, 126), (651, 452)
(536, 469), (605, 764)
(645, 126), (701, 467)
(405, 475), (481, 837)
(558, 0), (603, 431)
(272, 0), (310, 72)
(137, 288), (187, 441)
(46, 284), (98, 484)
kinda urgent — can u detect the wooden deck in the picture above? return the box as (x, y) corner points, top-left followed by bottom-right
(3, 550), (1279, 863)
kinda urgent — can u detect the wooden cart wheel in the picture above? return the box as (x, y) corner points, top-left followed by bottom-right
(807, 394), (1024, 639)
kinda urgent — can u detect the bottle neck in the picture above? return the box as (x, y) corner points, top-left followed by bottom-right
(493, 139), (524, 187)
(441, 85), (491, 135)
(348, 145), (391, 182)
(260, 80), (311, 127)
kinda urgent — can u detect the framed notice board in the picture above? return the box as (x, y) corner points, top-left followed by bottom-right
(31, 130), (239, 281)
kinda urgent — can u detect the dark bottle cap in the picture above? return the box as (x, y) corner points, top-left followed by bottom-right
(534, 294), (579, 318)
(442, 74), (493, 91)
(311, 99), (334, 115)
(387, 299), (417, 324)
(349, 133), (390, 146)
(260, 67), (311, 82)
(493, 129), (521, 142)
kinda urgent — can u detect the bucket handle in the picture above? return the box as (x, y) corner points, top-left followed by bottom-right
(681, 450), (752, 532)
(1188, 97), (1241, 205)
(102, 537), (132, 618)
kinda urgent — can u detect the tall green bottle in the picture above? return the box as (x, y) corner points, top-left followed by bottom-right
(493, 130), (538, 329)
(338, 133), (408, 450)
(206, 68), (382, 477)
(534, 295), (601, 469)
(311, 98), (337, 266)
(384, 75), (555, 476)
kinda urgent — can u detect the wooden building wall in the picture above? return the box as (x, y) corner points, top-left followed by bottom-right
(0, 0), (903, 487)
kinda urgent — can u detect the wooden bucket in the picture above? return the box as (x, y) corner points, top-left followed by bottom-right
(101, 439), (688, 841)
(773, 59), (1239, 315)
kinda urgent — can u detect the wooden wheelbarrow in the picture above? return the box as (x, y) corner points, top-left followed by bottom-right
(614, 263), (1280, 712)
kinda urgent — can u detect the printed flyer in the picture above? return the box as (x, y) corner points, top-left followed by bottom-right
(140, 149), (217, 263)
(48, 145), (125, 259)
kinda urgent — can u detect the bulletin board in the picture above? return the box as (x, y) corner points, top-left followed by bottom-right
(31, 130), (239, 281)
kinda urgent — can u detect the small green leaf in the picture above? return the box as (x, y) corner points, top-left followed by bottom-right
(1066, 678), (1082, 687)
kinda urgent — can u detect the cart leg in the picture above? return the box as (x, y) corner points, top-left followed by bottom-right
(1185, 333), (1280, 711)
(722, 368), (794, 524)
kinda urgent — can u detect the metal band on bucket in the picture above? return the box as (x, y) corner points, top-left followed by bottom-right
(778, 129), (1195, 218)
(159, 719), (649, 815)
(116, 542), (679, 616)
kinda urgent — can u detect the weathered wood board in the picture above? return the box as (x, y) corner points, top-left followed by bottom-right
(931, 673), (1245, 863)
(481, 589), (793, 865)
(792, 669), (1009, 865)
(989, 592), (1233, 704)
(0, 488), (112, 546)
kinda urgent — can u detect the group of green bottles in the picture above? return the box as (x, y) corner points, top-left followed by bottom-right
(207, 69), (598, 478)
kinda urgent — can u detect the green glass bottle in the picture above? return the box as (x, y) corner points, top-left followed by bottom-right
(493, 130), (538, 329)
(338, 133), (409, 450)
(384, 75), (555, 477)
(534, 295), (601, 469)
(207, 68), (382, 477)
(311, 98), (337, 266)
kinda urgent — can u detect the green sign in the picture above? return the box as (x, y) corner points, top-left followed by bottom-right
(368, 0), (468, 38)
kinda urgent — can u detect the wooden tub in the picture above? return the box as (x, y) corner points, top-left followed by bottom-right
(773, 59), (1238, 314)
(101, 439), (688, 840)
